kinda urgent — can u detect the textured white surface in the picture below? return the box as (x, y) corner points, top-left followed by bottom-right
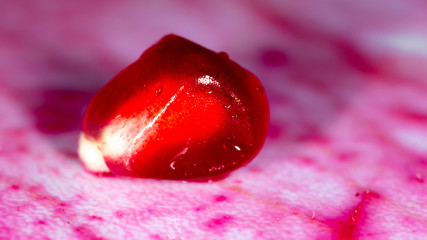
(0, 0), (426, 239)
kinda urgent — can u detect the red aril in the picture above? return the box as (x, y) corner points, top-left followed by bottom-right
(78, 34), (269, 180)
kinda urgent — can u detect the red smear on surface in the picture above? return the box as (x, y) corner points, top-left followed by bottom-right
(325, 190), (381, 240)
(88, 215), (104, 221)
(25, 185), (69, 210)
(260, 49), (288, 68)
(267, 123), (283, 139)
(0, 178), (109, 239)
(334, 40), (378, 75)
(295, 126), (329, 144)
(149, 234), (163, 240)
(114, 210), (126, 219)
(74, 225), (103, 240)
(251, 2), (316, 40)
(233, 180), (242, 184)
(252, 1), (380, 79)
(415, 157), (427, 168)
(205, 215), (234, 229)
(409, 173), (424, 184)
(37, 220), (47, 225)
(215, 195), (227, 202)
(392, 108), (427, 123)
(194, 206), (206, 212)
(337, 152), (358, 162)
(1, 129), (30, 155)
(300, 157), (314, 165)
(33, 89), (91, 134)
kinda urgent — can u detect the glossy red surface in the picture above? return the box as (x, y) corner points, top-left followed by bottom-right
(80, 34), (269, 180)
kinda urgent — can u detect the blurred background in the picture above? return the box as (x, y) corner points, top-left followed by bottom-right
(1, 0), (426, 141)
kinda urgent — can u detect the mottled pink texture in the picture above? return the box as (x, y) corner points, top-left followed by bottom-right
(0, 0), (426, 239)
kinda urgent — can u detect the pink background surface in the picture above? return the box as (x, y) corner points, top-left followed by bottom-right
(0, 0), (426, 239)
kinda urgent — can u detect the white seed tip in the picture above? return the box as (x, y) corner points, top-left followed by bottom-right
(78, 133), (110, 173)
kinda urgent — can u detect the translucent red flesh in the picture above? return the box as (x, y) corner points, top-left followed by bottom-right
(80, 34), (269, 180)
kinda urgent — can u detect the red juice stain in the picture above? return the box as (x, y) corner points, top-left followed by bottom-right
(25, 185), (73, 218)
(269, 92), (290, 106)
(37, 220), (47, 225)
(114, 210), (126, 219)
(54, 208), (66, 214)
(300, 157), (314, 165)
(295, 126), (329, 144)
(10, 184), (20, 190)
(149, 234), (164, 240)
(325, 190), (381, 240)
(415, 157), (427, 167)
(267, 123), (283, 139)
(260, 49), (288, 68)
(205, 215), (234, 229)
(0, 226), (12, 236)
(73, 225), (103, 240)
(407, 157), (426, 184)
(194, 206), (206, 212)
(2, 129), (29, 154)
(233, 180), (242, 184)
(392, 108), (427, 123)
(337, 152), (358, 162)
(251, 2), (314, 39)
(334, 40), (378, 75)
(303, 80), (331, 95)
(409, 173), (424, 184)
(33, 89), (92, 134)
(215, 195), (227, 202)
(249, 167), (263, 173)
(88, 215), (104, 221)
